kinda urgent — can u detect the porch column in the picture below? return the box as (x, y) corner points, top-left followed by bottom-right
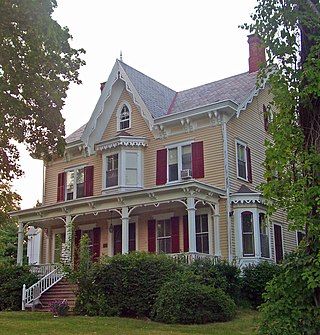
(45, 227), (51, 263)
(187, 197), (197, 253)
(17, 221), (24, 266)
(121, 207), (129, 254)
(64, 215), (73, 265)
(214, 206), (221, 257)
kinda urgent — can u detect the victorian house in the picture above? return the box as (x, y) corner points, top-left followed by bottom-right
(12, 36), (300, 308)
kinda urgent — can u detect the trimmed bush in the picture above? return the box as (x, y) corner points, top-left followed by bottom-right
(190, 258), (241, 302)
(73, 252), (182, 317)
(151, 271), (236, 324)
(0, 265), (38, 311)
(241, 261), (281, 309)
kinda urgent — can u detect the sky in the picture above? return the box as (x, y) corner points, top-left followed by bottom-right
(13, 0), (257, 209)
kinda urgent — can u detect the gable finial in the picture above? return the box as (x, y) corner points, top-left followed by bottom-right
(120, 50), (123, 62)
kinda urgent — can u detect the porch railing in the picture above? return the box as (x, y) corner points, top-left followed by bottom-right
(22, 267), (64, 310)
(169, 252), (220, 264)
(30, 263), (57, 278)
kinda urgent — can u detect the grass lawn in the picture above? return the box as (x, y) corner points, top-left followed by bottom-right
(0, 308), (258, 335)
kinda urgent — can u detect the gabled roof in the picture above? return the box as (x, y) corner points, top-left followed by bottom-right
(65, 61), (260, 146)
(119, 61), (176, 118)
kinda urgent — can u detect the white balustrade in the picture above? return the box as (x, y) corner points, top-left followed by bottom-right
(22, 268), (64, 310)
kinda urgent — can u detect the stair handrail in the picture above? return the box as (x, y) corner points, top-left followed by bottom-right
(22, 267), (64, 310)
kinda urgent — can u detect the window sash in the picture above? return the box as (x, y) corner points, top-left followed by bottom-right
(259, 213), (270, 258)
(195, 214), (209, 254)
(237, 143), (247, 179)
(242, 212), (255, 256)
(157, 219), (171, 253)
(106, 154), (118, 187)
(119, 105), (130, 130)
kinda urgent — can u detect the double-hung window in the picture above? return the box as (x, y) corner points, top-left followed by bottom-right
(259, 213), (270, 258)
(57, 166), (94, 202)
(156, 141), (204, 185)
(106, 154), (118, 187)
(195, 214), (209, 254)
(66, 167), (85, 200)
(157, 219), (172, 253)
(242, 211), (255, 256)
(236, 140), (252, 182)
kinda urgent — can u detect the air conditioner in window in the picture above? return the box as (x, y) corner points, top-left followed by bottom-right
(181, 169), (192, 179)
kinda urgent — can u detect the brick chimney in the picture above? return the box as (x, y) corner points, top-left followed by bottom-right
(248, 34), (266, 73)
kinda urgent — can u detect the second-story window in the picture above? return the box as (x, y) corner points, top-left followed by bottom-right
(66, 167), (85, 200)
(118, 104), (131, 131)
(106, 154), (118, 187)
(236, 140), (252, 182)
(57, 166), (94, 202)
(156, 141), (203, 185)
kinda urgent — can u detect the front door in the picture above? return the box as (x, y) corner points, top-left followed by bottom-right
(274, 224), (283, 263)
(113, 223), (136, 255)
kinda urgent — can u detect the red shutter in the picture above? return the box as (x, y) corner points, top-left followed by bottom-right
(84, 165), (94, 197)
(263, 104), (269, 131)
(192, 141), (204, 178)
(183, 215), (189, 252)
(246, 146), (252, 183)
(171, 216), (180, 253)
(57, 172), (65, 202)
(92, 227), (101, 262)
(148, 220), (156, 252)
(74, 229), (81, 268)
(156, 149), (167, 185)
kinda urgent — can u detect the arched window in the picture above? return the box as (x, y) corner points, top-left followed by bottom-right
(119, 104), (131, 130)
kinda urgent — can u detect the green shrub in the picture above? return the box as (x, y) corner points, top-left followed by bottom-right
(151, 271), (236, 324)
(258, 250), (320, 335)
(241, 261), (281, 309)
(73, 252), (181, 317)
(0, 265), (38, 311)
(190, 258), (241, 302)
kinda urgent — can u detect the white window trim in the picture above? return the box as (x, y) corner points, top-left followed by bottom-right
(51, 228), (66, 263)
(64, 165), (87, 200)
(102, 148), (143, 191)
(258, 212), (271, 259)
(195, 208), (213, 255)
(117, 101), (132, 131)
(235, 139), (248, 182)
(165, 140), (193, 183)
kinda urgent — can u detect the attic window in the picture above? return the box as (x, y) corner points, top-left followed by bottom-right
(118, 104), (131, 130)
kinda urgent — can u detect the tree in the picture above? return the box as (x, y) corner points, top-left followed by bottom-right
(0, 181), (21, 265)
(0, 0), (85, 185)
(243, 0), (320, 333)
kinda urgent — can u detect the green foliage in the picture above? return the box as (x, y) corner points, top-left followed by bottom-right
(258, 250), (320, 335)
(151, 271), (236, 324)
(241, 262), (281, 309)
(242, 0), (320, 236)
(0, 265), (37, 311)
(0, 0), (85, 207)
(0, 221), (19, 265)
(73, 252), (181, 317)
(189, 258), (241, 302)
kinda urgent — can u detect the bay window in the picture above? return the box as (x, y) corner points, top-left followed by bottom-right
(259, 213), (270, 258)
(242, 211), (254, 256)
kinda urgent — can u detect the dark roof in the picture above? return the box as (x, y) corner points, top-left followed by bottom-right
(119, 61), (176, 118)
(65, 62), (258, 144)
(169, 72), (257, 114)
(236, 185), (258, 194)
(66, 123), (86, 144)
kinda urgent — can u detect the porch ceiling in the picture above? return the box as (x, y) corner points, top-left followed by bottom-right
(11, 181), (225, 225)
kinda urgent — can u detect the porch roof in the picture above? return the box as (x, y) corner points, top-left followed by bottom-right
(10, 181), (225, 224)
